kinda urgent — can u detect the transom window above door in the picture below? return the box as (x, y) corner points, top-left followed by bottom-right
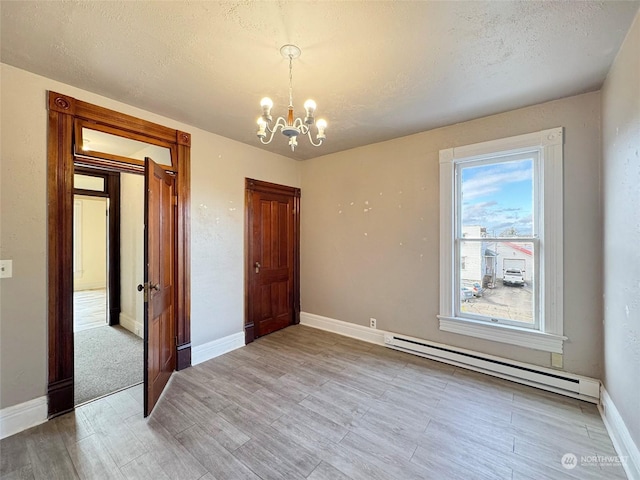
(75, 124), (174, 168)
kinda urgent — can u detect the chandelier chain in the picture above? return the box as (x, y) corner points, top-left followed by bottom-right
(288, 54), (294, 107)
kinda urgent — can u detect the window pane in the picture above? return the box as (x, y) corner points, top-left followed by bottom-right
(81, 127), (172, 166)
(74, 174), (104, 191)
(460, 156), (534, 237)
(459, 240), (535, 325)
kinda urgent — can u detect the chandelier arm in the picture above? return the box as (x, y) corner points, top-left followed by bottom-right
(273, 117), (288, 131)
(293, 118), (306, 131)
(259, 117), (288, 144)
(306, 129), (325, 147)
(259, 128), (278, 145)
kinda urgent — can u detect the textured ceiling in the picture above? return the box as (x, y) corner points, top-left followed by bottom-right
(1, 1), (638, 160)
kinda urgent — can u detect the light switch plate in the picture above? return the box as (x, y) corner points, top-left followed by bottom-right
(0, 260), (13, 278)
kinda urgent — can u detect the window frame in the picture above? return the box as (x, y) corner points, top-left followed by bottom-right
(438, 127), (566, 353)
(455, 151), (540, 330)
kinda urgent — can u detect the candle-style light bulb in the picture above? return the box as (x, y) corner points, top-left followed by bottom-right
(260, 97), (273, 122)
(303, 99), (316, 125)
(316, 118), (327, 140)
(256, 117), (267, 138)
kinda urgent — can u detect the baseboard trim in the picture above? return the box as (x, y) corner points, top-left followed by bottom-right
(599, 387), (640, 480)
(300, 312), (386, 345)
(192, 332), (245, 366)
(73, 283), (106, 291)
(119, 312), (143, 338)
(300, 311), (599, 403)
(0, 396), (47, 440)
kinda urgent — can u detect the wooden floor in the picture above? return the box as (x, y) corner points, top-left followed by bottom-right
(74, 289), (107, 332)
(1, 325), (626, 480)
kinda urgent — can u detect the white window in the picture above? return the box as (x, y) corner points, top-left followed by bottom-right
(438, 128), (566, 353)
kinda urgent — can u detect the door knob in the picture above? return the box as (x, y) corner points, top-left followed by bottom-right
(255, 261), (261, 273)
(137, 283), (160, 292)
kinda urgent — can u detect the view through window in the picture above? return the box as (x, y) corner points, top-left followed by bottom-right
(456, 153), (538, 328)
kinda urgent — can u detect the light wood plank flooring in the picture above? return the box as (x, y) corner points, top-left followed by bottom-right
(74, 289), (107, 332)
(0, 325), (626, 479)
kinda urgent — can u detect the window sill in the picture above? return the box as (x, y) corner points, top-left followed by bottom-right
(438, 315), (566, 353)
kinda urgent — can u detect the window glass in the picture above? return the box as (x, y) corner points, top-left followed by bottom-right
(456, 153), (538, 328)
(458, 240), (535, 325)
(81, 127), (172, 166)
(460, 156), (534, 237)
(74, 174), (105, 191)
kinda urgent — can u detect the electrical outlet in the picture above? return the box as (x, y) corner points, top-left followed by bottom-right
(0, 260), (13, 278)
(370, 318), (377, 329)
(551, 352), (563, 369)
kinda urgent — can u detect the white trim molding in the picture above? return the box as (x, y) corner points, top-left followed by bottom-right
(300, 312), (386, 345)
(438, 315), (566, 353)
(599, 387), (640, 480)
(0, 396), (47, 440)
(192, 332), (245, 366)
(386, 331), (598, 403)
(439, 127), (565, 352)
(300, 312), (597, 402)
(119, 312), (143, 338)
(73, 282), (107, 291)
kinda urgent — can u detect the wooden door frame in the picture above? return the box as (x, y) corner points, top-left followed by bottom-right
(244, 178), (300, 344)
(47, 91), (192, 417)
(73, 167), (121, 326)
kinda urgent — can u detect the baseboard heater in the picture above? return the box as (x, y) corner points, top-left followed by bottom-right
(384, 334), (600, 403)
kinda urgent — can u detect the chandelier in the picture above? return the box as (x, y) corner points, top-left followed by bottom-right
(257, 44), (327, 152)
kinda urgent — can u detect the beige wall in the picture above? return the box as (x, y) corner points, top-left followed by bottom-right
(73, 196), (107, 291)
(0, 63), (300, 409)
(601, 11), (640, 452)
(301, 91), (603, 378)
(119, 173), (144, 337)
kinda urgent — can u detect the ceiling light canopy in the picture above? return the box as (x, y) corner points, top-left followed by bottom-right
(257, 44), (327, 152)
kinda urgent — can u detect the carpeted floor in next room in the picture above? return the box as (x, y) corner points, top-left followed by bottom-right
(74, 325), (143, 405)
(74, 289), (143, 405)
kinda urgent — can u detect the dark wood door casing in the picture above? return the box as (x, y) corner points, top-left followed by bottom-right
(245, 178), (300, 344)
(47, 91), (191, 418)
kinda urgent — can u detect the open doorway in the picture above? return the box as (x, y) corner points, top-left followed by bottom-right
(48, 91), (192, 418)
(72, 172), (145, 406)
(73, 195), (108, 332)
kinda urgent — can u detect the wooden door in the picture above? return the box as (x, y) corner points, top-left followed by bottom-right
(47, 91), (191, 418)
(143, 158), (176, 416)
(245, 179), (300, 343)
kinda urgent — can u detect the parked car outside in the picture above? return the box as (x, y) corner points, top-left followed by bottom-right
(503, 269), (525, 286)
(471, 282), (484, 297)
(460, 287), (474, 301)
